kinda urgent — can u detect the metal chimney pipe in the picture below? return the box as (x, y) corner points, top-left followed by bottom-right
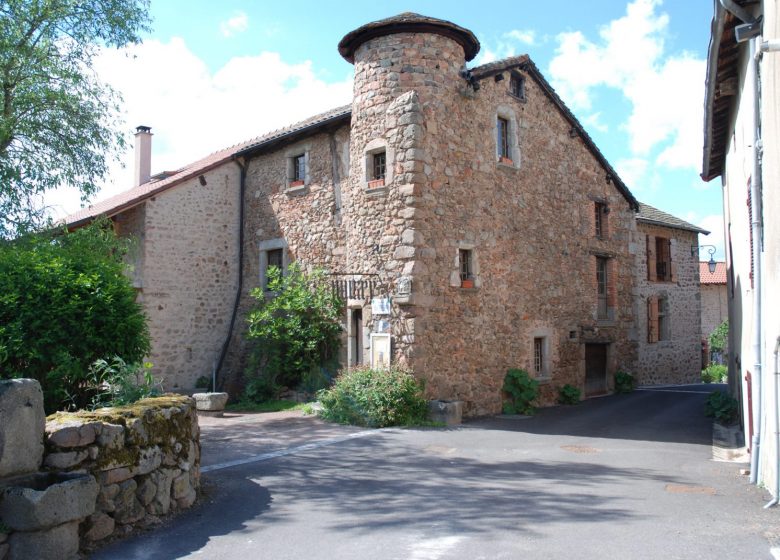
(134, 125), (152, 187)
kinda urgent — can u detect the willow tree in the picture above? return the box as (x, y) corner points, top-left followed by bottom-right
(0, 0), (151, 237)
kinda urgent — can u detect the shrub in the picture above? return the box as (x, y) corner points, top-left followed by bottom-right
(557, 384), (581, 405)
(708, 319), (728, 354)
(318, 365), (427, 427)
(502, 368), (539, 415)
(614, 370), (636, 394)
(0, 221), (149, 412)
(705, 390), (739, 425)
(244, 264), (342, 401)
(88, 357), (161, 409)
(702, 364), (728, 384)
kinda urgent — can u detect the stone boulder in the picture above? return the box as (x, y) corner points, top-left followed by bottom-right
(193, 392), (228, 412)
(0, 379), (45, 478)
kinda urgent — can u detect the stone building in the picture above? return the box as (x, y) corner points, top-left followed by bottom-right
(633, 204), (707, 385)
(699, 261), (728, 360)
(67, 13), (702, 415)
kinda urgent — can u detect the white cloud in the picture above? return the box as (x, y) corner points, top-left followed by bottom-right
(548, 0), (705, 173)
(582, 112), (608, 133)
(47, 37), (353, 218)
(696, 213), (726, 260)
(615, 158), (649, 189)
(504, 29), (536, 45)
(220, 12), (249, 38)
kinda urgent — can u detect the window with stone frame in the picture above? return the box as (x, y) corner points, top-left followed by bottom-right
(647, 295), (670, 343)
(509, 72), (525, 100)
(497, 116), (511, 162)
(259, 239), (287, 292)
(288, 153), (307, 188)
(459, 248), (474, 287)
(264, 248), (284, 290)
(596, 256), (609, 320)
(533, 337), (544, 376)
(646, 235), (674, 282)
(594, 201), (608, 239)
(371, 151), (386, 183)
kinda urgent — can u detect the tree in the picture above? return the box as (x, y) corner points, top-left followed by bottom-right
(245, 264), (342, 400)
(0, 0), (151, 237)
(0, 219), (150, 412)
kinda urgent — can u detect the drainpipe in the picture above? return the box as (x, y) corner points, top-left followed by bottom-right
(213, 157), (247, 391)
(765, 336), (780, 508)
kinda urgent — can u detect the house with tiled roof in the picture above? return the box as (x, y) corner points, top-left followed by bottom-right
(67, 13), (704, 413)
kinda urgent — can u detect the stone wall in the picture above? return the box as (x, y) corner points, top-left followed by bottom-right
(633, 223), (702, 384)
(41, 395), (199, 550)
(701, 283), (728, 340)
(139, 165), (241, 391)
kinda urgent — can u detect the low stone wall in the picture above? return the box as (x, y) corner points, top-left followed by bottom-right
(41, 395), (199, 550)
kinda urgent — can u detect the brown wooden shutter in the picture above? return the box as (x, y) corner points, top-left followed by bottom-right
(647, 296), (659, 343)
(669, 239), (677, 282)
(646, 235), (656, 281)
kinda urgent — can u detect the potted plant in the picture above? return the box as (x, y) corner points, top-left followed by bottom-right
(367, 178), (385, 189)
(461, 277), (474, 289)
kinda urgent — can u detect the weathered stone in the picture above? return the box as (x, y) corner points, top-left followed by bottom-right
(172, 472), (192, 500)
(193, 392), (229, 411)
(136, 478), (157, 506)
(83, 511), (115, 542)
(7, 520), (79, 560)
(97, 483), (119, 513)
(0, 379), (45, 478)
(125, 418), (148, 445)
(0, 473), (97, 531)
(147, 469), (174, 516)
(136, 446), (162, 475)
(427, 400), (464, 426)
(45, 421), (100, 449)
(114, 479), (144, 525)
(43, 450), (88, 470)
(96, 423), (125, 449)
(99, 467), (135, 485)
(176, 488), (197, 509)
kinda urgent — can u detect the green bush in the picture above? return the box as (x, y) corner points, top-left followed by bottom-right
(702, 364), (728, 384)
(705, 390), (739, 425)
(614, 370), (636, 394)
(318, 365), (427, 427)
(708, 319), (728, 354)
(88, 357), (160, 409)
(244, 264), (342, 401)
(557, 384), (581, 405)
(502, 368), (539, 415)
(0, 221), (149, 412)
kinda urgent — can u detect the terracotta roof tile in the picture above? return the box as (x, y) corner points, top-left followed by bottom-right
(64, 105), (351, 228)
(700, 261), (727, 284)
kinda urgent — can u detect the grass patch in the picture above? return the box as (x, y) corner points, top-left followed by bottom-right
(225, 399), (307, 413)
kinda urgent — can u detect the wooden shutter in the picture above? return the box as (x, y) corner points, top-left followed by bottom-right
(669, 239), (677, 282)
(647, 296), (659, 343)
(646, 235), (656, 281)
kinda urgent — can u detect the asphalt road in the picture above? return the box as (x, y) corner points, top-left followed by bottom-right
(90, 385), (779, 559)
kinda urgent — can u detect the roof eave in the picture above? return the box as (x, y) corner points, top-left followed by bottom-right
(702, 1), (727, 181)
(636, 217), (710, 235)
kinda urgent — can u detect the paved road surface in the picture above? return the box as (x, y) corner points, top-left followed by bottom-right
(90, 385), (779, 559)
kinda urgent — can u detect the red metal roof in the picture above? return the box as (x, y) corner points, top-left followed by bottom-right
(700, 261), (727, 284)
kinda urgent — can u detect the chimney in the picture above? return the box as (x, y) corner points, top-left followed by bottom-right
(134, 125), (152, 186)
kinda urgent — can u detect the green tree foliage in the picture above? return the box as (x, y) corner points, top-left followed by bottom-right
(708, 319), (729, 354)
(0, 0), (151, 236)
(245, 264), (342, 400)
(0, 220), (150, 412)
(318, 365), (428, 428)
(502, 368), (539, 415)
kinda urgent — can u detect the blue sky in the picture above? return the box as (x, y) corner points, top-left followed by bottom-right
(51, 0), (723, 257)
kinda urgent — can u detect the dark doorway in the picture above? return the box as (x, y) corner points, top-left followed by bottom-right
(585, 343), (608, 396)
(350, 309), (363, 366)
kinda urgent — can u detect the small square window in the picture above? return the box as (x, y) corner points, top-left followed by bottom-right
(510, 73), (525, 100)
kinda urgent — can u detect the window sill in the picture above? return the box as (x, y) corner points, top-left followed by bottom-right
(535, 376), (551, 385)
(497, 159), (518, 171)
(286, 183), (308, 196)
(365, 183), (388, 197)
(509, 93), (527, 103)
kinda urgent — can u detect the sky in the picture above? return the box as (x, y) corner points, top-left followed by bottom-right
(48, 0), (724, 258)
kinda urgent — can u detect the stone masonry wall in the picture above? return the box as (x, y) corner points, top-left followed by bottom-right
(701, 283), (728, 340)
(634, 223), (701, 384)
(141, 165), (241, 391)
(40, 395), (200, 550)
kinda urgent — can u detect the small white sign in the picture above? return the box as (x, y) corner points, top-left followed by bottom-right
(370, 333), (392, 367)
(371, 297), (391, 315)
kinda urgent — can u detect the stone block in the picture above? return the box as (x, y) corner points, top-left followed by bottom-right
(172, 472), (192, 500)
(99, 467), (135, 485)
(0, 379), (45, 478)
(0, 473), (97, 531)
(83, 511), (115, 542)
(193, 392), (229, 411)
(7, 520), (79, 560)
(97, 484), (119, 513)
(114, 479), (144, 524)
(136, 478), (157, 506)
(427, 400), (464, 426)
(45, 420), (101, 448)
(43, 450), (88, 470)
(97, 423), (125, 449)
(136, 446), (162, 475)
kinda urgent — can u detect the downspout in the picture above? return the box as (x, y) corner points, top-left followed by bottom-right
(765, 336), (780, 508)
(214, 157), (247, 391)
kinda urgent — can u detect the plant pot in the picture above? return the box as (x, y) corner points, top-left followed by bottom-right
(461, 279), (474, 289)
(367, 178), (385, 189)
(289, 180), (305, 188)
(499, 156), (513, 165)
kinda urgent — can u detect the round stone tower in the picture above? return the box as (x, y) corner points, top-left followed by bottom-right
(336, 13), (480, 366)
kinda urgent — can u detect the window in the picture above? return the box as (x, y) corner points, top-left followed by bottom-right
(372, 151), (386, 181)
(497, 117), (510, 161)
(534, 337), (544, 376)
(646, 235), (675, 282)
(459, 249), (473, 287)
(596, 257), (609, 320)
(510, 72), (525, 100)
(259, 239), (287, 292)
(594, 202), (607, 239)
(264, 249), (283, 290)
(647, 295), (669, 343)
